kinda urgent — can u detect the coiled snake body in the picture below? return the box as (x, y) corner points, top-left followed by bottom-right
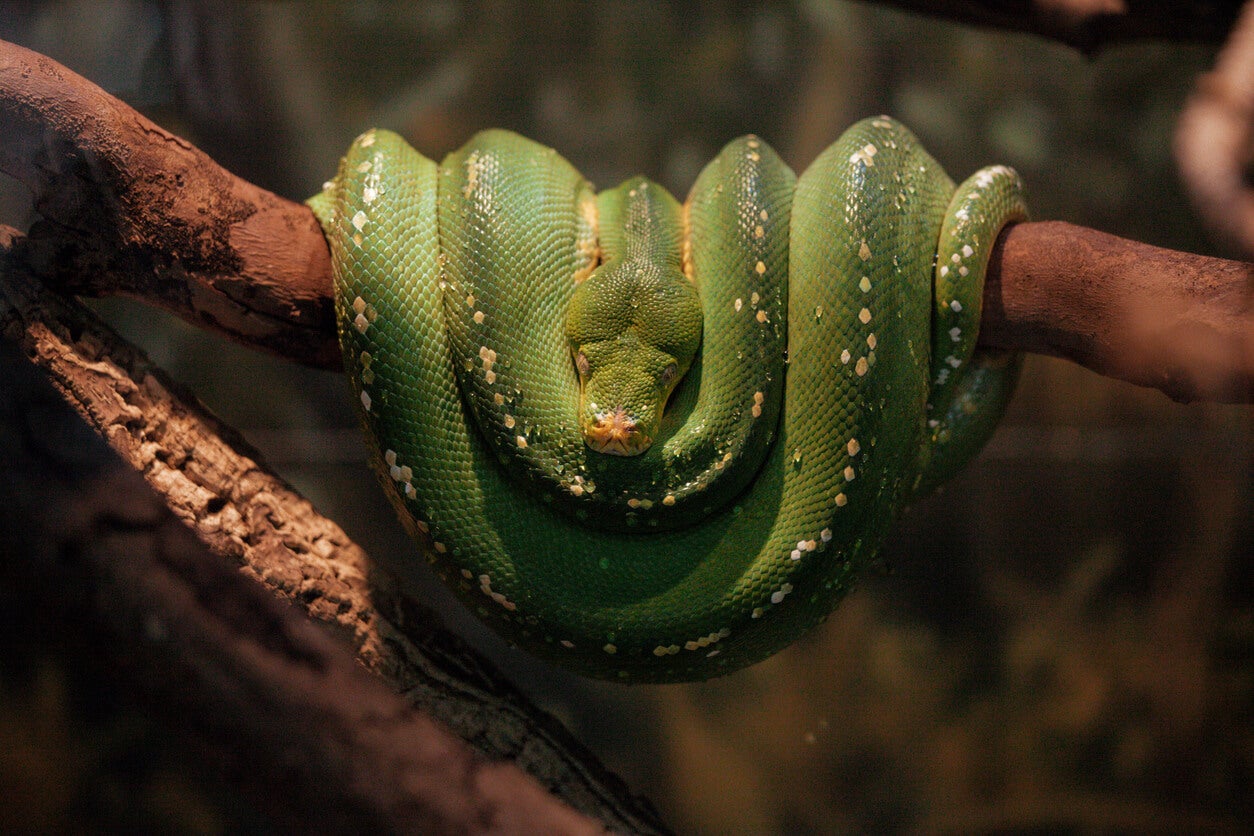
(309, 117), (1026, 682)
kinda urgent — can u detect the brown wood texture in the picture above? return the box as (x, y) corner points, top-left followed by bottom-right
(987, 221), (1254, 402)
(0, 38), (337, 367)
(0, 317), (610, 834)
(0, 254), (671, 833)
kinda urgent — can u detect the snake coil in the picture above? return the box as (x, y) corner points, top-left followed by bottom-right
(309, 117), (1026, 682)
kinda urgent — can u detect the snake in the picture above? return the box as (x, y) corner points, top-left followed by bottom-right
(308, 117), (1027, 683)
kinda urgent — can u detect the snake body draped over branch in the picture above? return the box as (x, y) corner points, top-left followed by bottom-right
(308, 117), (1026, 683)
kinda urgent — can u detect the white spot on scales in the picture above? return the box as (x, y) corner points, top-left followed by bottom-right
(849, 143), (878, 167)
(770, 583), (794, 605)
(478, 574), (517, 611)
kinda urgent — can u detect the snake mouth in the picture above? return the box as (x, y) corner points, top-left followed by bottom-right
(584, 406), (650, 456)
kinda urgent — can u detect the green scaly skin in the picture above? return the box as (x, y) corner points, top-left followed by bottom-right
(559, 143), (794, 527)
(566, 177), (703, 459)
(309, 117), (1027, 683)
(434, 131), (792, 530)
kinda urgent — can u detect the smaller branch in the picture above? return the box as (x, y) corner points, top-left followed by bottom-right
(1176, 0), (1254, 258)
(0, 248), (670, 836)
(985, 221), (1253, 403)
(854, 0), (1242, 53)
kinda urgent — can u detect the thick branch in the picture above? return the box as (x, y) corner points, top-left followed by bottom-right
(0, 330), (607, 834)
(0, 252), (669, 834)
(2, 37), (1250, 403)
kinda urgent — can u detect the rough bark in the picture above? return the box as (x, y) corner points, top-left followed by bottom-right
(0, 255), (670, 833)
(0, 37), (336, 367)
(0, 324), (611, 834)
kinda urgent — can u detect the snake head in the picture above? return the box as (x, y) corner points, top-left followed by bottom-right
(567, 261), (701, 457)
(571, 341), (684, 456)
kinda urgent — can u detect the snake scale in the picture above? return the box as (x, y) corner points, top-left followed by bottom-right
(308, 117), (1027, 683)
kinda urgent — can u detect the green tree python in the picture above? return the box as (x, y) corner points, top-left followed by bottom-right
(308, 117), (1027, 683)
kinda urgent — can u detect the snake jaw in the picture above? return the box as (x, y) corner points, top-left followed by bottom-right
(584, 406), (650, 456)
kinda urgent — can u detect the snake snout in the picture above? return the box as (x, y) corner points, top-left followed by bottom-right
(584, 406), (650, 456)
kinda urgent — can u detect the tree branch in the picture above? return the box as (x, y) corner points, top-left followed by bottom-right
(0, 306), (611, 834)
(0, 250), (670, 833)
(986, 221), (1253, 402)
(851, 0), (1243, 53)
(0, 37), (337, 367)
(1176, 1), (1254, 258)
(2, 36), (1249, 402)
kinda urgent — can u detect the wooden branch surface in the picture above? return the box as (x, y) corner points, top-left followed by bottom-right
(0, 311), (610, 834)
(2, 37), (1250, 403)
(985, 222), (1253, 402)
(0, 255), (670, 833)
(0, 38), (337, 367)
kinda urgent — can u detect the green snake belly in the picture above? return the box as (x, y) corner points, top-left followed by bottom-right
(308, 117), (1027, 683)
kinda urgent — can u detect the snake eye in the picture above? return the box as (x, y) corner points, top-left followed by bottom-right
(659, 363), (678, 386)
(574, 351), (591, 376)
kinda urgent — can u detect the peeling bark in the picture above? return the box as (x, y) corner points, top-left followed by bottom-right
(0, 333), (612, 834)
(0, 259), (670, 834)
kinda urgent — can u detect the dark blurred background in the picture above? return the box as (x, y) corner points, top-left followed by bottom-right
(1, 1), (1250, 832)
